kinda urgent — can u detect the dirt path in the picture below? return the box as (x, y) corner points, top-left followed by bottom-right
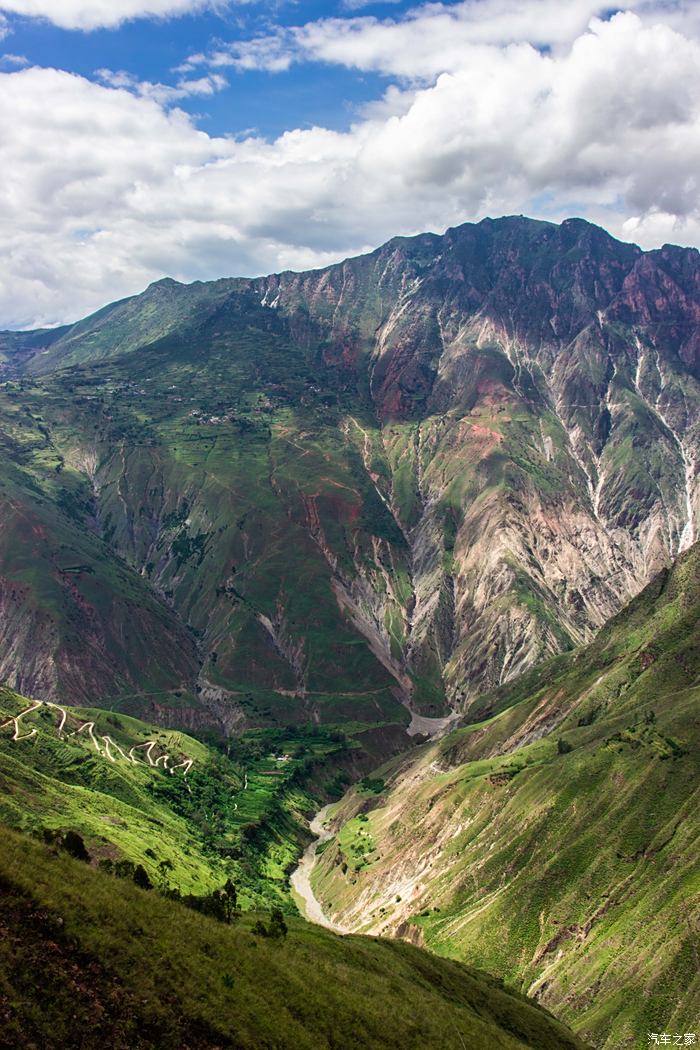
(1, 699), (193, 775)
(290, 805), (347, 934)
(0, 700), (42, 741)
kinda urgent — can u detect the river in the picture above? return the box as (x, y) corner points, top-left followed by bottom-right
(290, 804), (348, 934)
(290, 712), (457, 932)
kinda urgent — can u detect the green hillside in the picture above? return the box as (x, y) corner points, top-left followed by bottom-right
(0, 827), (587, 1050)
(0, 216), (698, 1046)
(0, 685), (361, 908)
(311, 543), (700, 1048)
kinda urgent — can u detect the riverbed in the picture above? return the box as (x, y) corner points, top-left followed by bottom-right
(290, 804), (347, 934)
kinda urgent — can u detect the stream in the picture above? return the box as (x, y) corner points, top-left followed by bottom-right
(290, 712), (457, 932)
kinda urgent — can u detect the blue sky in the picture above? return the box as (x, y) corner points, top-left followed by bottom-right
(0, 0), (699, 327)
(2, 1), (415, 137)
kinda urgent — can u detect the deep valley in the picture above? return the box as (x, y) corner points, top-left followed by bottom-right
(1, 214), (699, 1049)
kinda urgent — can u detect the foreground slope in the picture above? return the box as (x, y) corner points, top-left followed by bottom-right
(311, 542), (700, 1047)
(0, 216), (698, 734)
(0, 828), (586, 1050)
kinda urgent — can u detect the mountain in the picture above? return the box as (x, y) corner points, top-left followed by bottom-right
(307, 541), (700, 1048)
(0, 827), (587, 1050)
(0, 215), (698, 741)
(1, 215), (698, 1047)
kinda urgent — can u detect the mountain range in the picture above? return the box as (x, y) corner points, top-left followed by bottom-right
(0, 215), (697, 743)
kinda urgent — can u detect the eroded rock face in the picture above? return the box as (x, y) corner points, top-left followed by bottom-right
(0, 216), (698, 721)
(249, 216), (699, 708)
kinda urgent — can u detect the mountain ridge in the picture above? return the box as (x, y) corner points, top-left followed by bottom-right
(0, 214), (697, 733)
(4, 214), (698, 379)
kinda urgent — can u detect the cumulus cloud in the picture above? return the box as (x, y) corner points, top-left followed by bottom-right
(194, 0), (648, 77)
(0, 0), (224, 31)
(1, 10), (700, 328)
(190, 0), (700, 79)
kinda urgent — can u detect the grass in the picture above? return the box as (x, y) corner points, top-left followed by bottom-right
(0, 686), (363, 910)
(0, 826), (587, 1050)
(312, 543), (700, 1049)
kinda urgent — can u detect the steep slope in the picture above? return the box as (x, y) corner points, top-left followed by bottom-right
(309, 542), (700, 1047)
(0, 216), (698, 730)
(0, 684), (362, 908)
(0, 828), (587, 1050)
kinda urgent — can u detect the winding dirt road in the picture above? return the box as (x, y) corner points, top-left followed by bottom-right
(1, 700), (193, 775)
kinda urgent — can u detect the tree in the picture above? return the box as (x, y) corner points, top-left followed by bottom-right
(157, 858), (175, 890)
(268, 908), (288, 939)
(62, 830), (90, 863)
(133, 864), (153, 890)
(222, 879), (239, 922)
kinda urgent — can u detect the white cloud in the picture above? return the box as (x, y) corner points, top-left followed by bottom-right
(199, 0), (643, 77)
(208, 33), (296, 73)
(341, 0), (403, 10)
(1, 11), (700, 329)
(193, 0), (700, 79)
(96, 67), (227, 103)
(0, 0), (223, 31)
(0, 52), (28, 64)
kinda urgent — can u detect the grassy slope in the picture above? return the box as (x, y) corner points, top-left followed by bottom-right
(312, 544), (700, 1048)
(0, 827), (587, 1050)
(0, 685), (359, 908)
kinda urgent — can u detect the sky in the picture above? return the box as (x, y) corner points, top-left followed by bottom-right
(0, 1), (699, 328)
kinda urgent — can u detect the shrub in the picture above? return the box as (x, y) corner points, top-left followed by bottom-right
(133, 865), (153, 890)
(62, 830), (90, 863)
(251, 909), (288, 939)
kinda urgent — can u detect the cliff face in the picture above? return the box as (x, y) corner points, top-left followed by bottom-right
(248, 216), (699, 707)
(0, 216), (697, 727)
